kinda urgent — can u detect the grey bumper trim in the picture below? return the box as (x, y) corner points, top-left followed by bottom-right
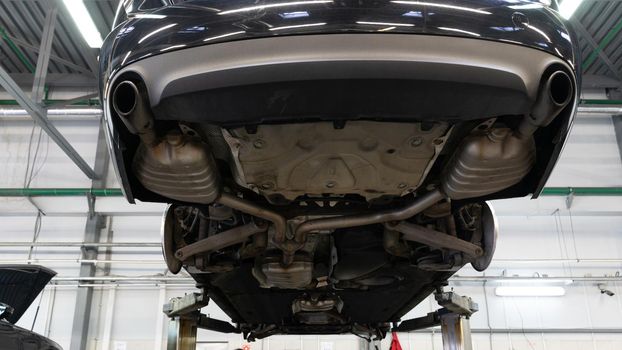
(109, 34), (572, 107)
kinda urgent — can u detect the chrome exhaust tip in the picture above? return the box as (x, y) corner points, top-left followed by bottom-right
(112, 80), (140, 117)
(547, 70), (573, 107)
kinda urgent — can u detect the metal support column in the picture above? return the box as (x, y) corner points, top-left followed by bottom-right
(69, 214), (104, 350)
(69, 121), (110, 350)
(613, 115), (622, 163)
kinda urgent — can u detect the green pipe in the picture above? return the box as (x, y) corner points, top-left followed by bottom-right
(0, 187), (619, 197)
(580, 99), (622, 105)
(583, 17), (622, 70)
(540, 187), (622, 196)
(0, 27), (35, 73)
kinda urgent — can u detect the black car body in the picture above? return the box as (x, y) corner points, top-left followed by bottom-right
(0, 265), (62, 350)
(100, 0), (579, 340)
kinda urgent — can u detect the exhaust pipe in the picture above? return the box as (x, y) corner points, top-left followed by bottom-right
(293, 189), (445, 243)
(112, 80), (157, 146)
(266, 189), (446, 264)
(518, 70), (573, 138)
(112, 80), (139, 117)
(217, 193), (288, 242)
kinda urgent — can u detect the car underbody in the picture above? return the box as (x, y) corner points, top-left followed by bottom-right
(103, 32), (576, 340)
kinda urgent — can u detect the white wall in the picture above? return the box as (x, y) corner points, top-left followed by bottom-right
(0, 108), (621, 349)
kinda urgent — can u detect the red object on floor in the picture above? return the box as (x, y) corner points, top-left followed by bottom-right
(390, 331), (403, 350)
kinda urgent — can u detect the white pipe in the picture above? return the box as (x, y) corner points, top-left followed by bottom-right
(490, 258), (622, 264)
(0, 106), (616, 117)
(451, 276), (622, 282)
(0, 108), (102, 115)
(155, 286), (167, 350)
(0, 242), (161, 247)
(578, 106), (622, 114)
(44, 284), (196, 290)
(5, 257), (618, 266)
(0, 259), (166, 265)
(44, 286), (56, 338)
(100, 287), (116, 350)
(53, 276), (192, 282)
(46, 275), (622, 283)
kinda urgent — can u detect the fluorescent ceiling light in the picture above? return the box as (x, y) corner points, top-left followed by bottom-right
(495, 286), (566, 297)
(559, 0), (584, 19)
(62, 0), (103, 48)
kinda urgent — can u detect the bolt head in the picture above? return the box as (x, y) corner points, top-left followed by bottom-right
(410, 137), (423, 147)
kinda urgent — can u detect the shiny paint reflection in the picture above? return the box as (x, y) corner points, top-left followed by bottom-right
(391, 1), (492, 15)
(218, 0), (332, 15)
(138, 23), (177, 43)
(356, 21), (415, 27)
(438, 26), (481, 36)
(203, 31), (246, 41)
(100, 0), (578, 92)
(269, 22), (326, 31)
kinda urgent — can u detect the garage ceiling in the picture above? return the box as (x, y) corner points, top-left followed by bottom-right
(0, 0), (118, 78)
(575, 0), (622, 81)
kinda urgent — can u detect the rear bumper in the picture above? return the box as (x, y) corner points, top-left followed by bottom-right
(102, 33), (577, 203)
(108, 33), (569, 107)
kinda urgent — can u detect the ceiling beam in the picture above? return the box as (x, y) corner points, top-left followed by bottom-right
(1, 30), (95, 77)
(571, 19), (622, 82)
(31, 7), (57, 103)
(581, 17), (622, 71)
(0, 65), (97, 179)
(4, 73), (97, 88)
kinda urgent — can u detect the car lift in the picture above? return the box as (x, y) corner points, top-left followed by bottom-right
(164, 288), (241, 350)
(394, 287), (479, 350)
(164, 287), (478, 350)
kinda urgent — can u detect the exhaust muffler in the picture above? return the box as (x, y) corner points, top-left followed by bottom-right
(113, 80), (222, 203)
(442, 70), (573, 200)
